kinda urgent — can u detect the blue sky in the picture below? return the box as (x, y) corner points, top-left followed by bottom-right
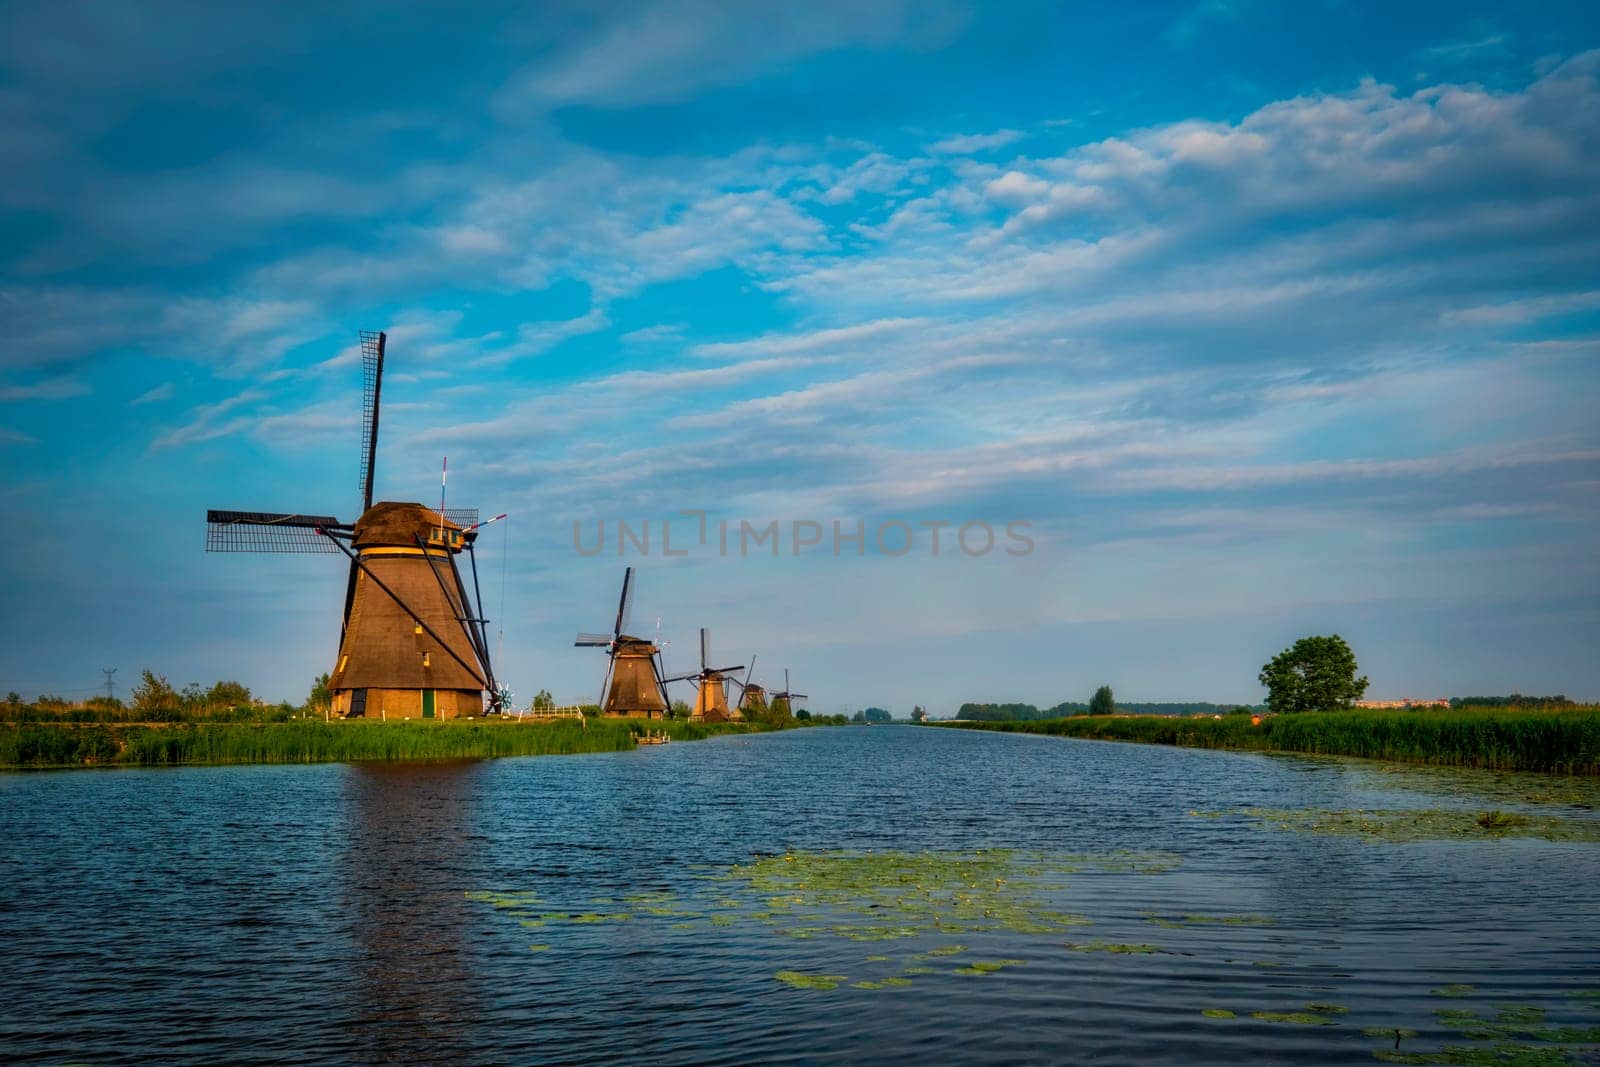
(2, 1), (1598, 710)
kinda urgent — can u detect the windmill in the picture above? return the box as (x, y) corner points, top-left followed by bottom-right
(735, 655), (768, 717)
(769, 669), (808, 717)
(575, 567), (671, 718)
(662, 628), (746, 723)
(204, 330), (505, 720)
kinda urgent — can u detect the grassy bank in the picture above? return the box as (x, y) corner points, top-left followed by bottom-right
(0, 717), (761, 769)
(938, 707), (1600, 774)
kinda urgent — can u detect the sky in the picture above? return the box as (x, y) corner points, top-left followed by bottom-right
(2, 1), (1598, 712)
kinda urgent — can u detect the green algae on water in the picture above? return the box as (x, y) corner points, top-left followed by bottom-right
(1250, 1010), (1334, 1025)
(774, 971), (847, 991)
(1433, 984), (1478, 998)
(1238, 808), (1600, 843)
(953, 959), (1024, 976)
(1201, 1009), (1236, 1019)
(1064, 940), (1159, 954)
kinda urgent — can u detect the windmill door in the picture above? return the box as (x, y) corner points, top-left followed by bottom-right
(422, 689), (436, 718)
(350, 688), (368, 718)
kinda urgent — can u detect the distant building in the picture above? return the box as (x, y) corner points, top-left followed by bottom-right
(1353, 698), (1450, 709)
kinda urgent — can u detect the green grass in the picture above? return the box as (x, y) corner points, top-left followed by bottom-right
(0, 717), (756, 769)
(939, 707), (1600, 775)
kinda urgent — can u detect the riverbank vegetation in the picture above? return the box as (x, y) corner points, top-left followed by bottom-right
(939, 706), (1600, 774)
(0, 715), (801, 769)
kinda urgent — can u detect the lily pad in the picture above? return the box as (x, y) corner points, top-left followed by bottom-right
(774, 971), (847, 991)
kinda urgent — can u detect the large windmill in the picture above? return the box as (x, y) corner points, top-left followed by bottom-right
(205, 330), (504, 720)
(769, 669), (808, 717)
(575, 567), (671, 718)
(662, 628), (746, 723)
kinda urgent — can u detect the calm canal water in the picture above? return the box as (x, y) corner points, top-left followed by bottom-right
(3, 726), (1599, 1065)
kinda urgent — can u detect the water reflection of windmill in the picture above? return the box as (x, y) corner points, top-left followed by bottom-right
(575, 567), (671, 718)
(205, 330), (505, 719)
(662, 628), (746, 723)
(769, 669), (808, 717)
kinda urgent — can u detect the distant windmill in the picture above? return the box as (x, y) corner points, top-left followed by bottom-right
(735, 655), (767, 717)
(205, 330), (506, 719)
(662, 628), (746, 723)
(769, 669), (808, 717)
(575, 567), (671, 718)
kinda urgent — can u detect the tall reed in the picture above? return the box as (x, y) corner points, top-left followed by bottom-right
(940, 707), (1600, 774)
(0, 717), (753, 769)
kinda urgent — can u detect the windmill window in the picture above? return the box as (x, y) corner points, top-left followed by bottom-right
(338, 655), (348, 673)
(413, 620), (423, 635)
(422, 652), (431, 668)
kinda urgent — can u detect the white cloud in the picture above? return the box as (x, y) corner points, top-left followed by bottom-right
(928, 129), (1024, 154)
(129, 382), (174, 406)
(0, 374), (89, 401)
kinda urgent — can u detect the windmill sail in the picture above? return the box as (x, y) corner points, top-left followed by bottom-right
(358, 331), (385, 513)
(205, 511), (348, 553)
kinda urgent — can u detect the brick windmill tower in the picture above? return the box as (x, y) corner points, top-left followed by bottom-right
(205, 331), (505, 719)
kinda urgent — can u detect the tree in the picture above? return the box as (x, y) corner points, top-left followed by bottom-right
(307, 673), (332, 713)
(1089, 686), (1115, 716)
(861, 707), (892, 723)
(1259, 635), (1368, 713)
(795, 709), (812, 720)
(531, 689), (554, 710)
(131, 670), (178, 715)
(208, 680), (252, 709)
(911, 705), (927, 723)
(669, 699), (691, 720)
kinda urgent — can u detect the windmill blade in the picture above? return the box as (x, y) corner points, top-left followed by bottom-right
(613, 566), (634, 639)
(660, 670), (699, 684)
(597, 651), (615, 710)
(575, 632), (614, 647)
(736, 654), (757, 699)
(710, 665), (745, 676)
(206, 510), (348, 553)
(442, 507), (479, 529)
(788, 692), (809, 701)
(651, 651), (673, 710)
(700, 627), (708, 672)
(358, 330), (385, 513)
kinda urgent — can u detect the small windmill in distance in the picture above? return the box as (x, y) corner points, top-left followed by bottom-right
(662, 628), (746, 723)
(735, 655), (767, 717)
(575, 567), (671, 718)
(769, 669), (808, 717)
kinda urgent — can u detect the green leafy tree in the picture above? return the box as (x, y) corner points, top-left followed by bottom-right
(131, 670), (179, 715)
(861, 707), (892, 723)
(532, 689), (554, 710)
(208, 680), (252, 709)
(669, 699), (691, 720)
(910, 705), (927, 723)
(307, 673), (332, 712)
(1089, 686), (1115, 716)
(795, 709), (812, 720)
(1259, 635), (1369, 713)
